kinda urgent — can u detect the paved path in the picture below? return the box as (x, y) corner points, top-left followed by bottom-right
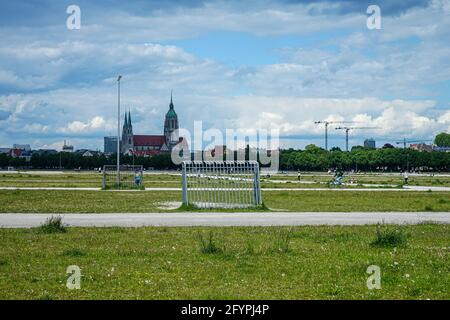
(0, 212), (449, 228)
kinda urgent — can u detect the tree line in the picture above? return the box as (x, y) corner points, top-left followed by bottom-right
(279, 145), (449, 172)
(0, 152), (177, 170)
(0, 145), (448, 172)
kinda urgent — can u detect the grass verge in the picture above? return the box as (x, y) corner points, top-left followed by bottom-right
(0, 224), (448, 299)
(0, 190), (449, 212)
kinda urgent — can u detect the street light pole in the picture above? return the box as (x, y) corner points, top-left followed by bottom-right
(345, 128), (349, 152)
(117, 75), (122, 186)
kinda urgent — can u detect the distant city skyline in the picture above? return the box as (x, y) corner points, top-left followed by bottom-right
(0, 0), (449, 151)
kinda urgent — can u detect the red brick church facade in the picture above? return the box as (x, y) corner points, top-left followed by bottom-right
(121, 94), (180, 156)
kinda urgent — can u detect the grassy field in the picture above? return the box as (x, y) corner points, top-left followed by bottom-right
(0, 171), (449, 188)
(0, 224), (448, 299)
(0, 189), (449, 212)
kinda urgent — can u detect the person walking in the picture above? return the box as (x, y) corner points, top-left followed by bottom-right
(403, 171), (409, 185)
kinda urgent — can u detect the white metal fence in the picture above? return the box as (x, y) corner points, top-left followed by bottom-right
(102, 165), (143, 189)
(181, 161), (262, 208)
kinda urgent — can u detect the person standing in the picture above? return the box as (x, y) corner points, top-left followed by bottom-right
(403, 171), (409, 184)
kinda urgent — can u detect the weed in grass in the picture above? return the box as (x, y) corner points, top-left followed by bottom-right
(38, 216), (67, 234)
(157, 227), (170, 233)
(272, 229), (292, 253)
(244, 241), (256, 255)
(62, 248), (86, 257)
(437, 198), (447, 204)
(424, 205), (433, 211)
(371, 225), (408, 248)
(0, 259), (7, 266)
(197, 231), (223, 254)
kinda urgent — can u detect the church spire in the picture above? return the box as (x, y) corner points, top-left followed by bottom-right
(128, 110), (132, 127)
(169, 90), (174, 109)
(123, 112), (128, 128)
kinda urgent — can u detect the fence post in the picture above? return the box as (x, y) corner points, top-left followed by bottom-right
(182, 162), (188, 205)
(102, 165), (106, 189)
(254, 162), (262, 205)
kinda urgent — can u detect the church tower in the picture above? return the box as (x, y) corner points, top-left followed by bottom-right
(164, 92), (179, 149)
(121, 110), (134, 153)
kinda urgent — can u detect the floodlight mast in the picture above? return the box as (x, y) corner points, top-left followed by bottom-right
(335, 126), (380, 151)
(314, 120), (355, 150)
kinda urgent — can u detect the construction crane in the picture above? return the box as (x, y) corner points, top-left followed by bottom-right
(314, 121), (355, 150)
(335, 126), (380, 151)
(395, 138), (433, 149)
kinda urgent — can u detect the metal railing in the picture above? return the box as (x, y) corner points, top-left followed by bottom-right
(181, 161), (262, 208)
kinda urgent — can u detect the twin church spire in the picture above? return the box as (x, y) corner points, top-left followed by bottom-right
(123, 110), (132, 134)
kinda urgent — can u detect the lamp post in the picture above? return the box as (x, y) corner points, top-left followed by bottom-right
(117, 75), (122, 186)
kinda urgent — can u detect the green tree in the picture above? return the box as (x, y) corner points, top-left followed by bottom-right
(434, 132), (450, 147)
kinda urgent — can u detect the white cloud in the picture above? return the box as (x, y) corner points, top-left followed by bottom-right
(59, 116), (115, 134)
(0, 1), (449, 150)
(220, 96), (444, 138)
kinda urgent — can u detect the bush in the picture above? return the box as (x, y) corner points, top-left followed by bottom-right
(197, 232), (223, 254)
(371, 225), (408, 248)
(38, 216), (67, 234)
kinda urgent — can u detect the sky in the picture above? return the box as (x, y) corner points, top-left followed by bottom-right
(0, 0), (449, 151)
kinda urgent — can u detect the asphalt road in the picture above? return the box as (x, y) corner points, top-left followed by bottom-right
(0, 212), (449, 228)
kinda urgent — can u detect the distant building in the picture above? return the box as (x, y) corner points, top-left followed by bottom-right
(10, 144), (32, 161)
(104, 136), (118, 154)
(13, 144), (31, 151)
(0, 148), (11, 154)
(62, 140), (74, 153)
(364, 138), (376, 149)
(121, 93), (180, 156)
(410, 143), (433, 152)
(10, 149), (32, 161)
(75, 149), (101, 157)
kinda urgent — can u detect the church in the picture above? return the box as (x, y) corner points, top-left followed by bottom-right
(120, 94), (180, 156)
